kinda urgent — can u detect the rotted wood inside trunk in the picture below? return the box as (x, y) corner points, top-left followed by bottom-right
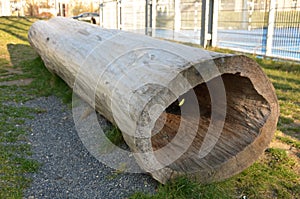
(151, 73), (271, 172)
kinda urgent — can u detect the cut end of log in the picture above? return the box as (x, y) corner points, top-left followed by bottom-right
(150, 73), (271, 181)
(135, 56), (279, 184)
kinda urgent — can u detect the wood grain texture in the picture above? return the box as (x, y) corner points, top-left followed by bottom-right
(28, 17), (279, 184)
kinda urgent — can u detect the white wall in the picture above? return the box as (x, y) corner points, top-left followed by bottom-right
(0, 0), (11, 16)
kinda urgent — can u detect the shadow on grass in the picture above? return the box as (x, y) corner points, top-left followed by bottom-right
(0, 27), (28, 42)
(272, 82), (300, 93)
(0, 58), (11, 69)
(256, 58), (300, 73)
(7, 43), (72, 103)
(267, 74), (300, 86)
(0, 17), (37, 43)
(2, 16), (33, 27)
(7, 43), (37, 66)
(278, 116), (300, 140)
(0, 19), (28, 31)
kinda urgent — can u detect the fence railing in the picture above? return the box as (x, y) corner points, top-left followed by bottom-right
(100, 0), (300, 62)
(217, 0), (300, 61)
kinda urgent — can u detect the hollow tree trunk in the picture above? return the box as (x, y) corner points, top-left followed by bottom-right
(28, 17), (279, 184)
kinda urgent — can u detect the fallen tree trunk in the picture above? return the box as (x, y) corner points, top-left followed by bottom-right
(28, 17), (279, 184)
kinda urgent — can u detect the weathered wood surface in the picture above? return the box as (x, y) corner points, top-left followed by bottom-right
(28, 17), (279, 184)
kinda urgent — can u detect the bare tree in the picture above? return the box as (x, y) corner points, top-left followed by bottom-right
(72, 2), (91, 16)
(26, 0), (39, 16)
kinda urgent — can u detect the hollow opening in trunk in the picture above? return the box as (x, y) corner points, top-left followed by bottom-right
(151, 73), (271, 172)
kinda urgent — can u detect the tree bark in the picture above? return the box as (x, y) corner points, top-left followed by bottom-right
(28, 17), (279, 184)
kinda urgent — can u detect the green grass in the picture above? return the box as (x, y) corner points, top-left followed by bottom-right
(276, 135), (300, 149)
(104, 125), (125, 147)
(232, 148), (300, 198)
(131, 177), (234, 199)
(99, 125), (126, 154)
(0, 17), (72, 198)
(131, 147), (300, 199)
(22, 57), (73, 103)
(257, 58), (300, 143)
(0, 17), (299, 198)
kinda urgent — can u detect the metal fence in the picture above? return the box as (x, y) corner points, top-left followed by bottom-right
(100, 0), (204, 43)
(217, 0), (269, 55)
(100, 0), (300, 61)
(217, 0), (300, 61)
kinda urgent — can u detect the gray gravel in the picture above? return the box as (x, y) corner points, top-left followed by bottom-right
(23, 96), (157, 199)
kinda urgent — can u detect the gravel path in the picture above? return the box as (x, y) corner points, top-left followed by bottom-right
(23, 96), (157, 199)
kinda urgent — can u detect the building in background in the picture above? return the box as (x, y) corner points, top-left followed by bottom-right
(0, 0), (11, 16)
(0, 0), (99, 17)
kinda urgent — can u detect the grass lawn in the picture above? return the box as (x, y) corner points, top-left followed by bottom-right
(0, 17), (299, 198)
(0, 17), (71, 198)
